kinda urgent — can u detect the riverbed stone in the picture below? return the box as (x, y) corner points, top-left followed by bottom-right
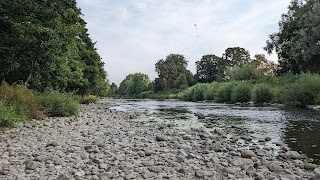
(241, 150), (256, 158)
(148, 166), (163, 173)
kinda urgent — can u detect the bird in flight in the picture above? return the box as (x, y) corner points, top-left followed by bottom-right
(194, 24), (197, 26)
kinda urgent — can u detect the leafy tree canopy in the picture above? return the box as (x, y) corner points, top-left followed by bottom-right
(0, 0), (109, 96)
(265, 0), (320, 74)
(195, 54), (224, 83)
(155, 54), (189, 90)
(118, 73), (150, 95)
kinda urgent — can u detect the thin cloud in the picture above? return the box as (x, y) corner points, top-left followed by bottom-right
(77, 0), (291, 84)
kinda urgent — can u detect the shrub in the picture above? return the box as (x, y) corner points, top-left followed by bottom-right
(41, 91), (80, 117)
(0, 82), (43, 120)
(316, 92), (320, 105)
(79, 95), (99, 104)
(183, 83), (207, 101)
(0, 102), (26, 127)
(252, 84), (273, 103)
(203, 82), (219, 100)
(215, 82), (237, 103)
(231, 83), (251, 103)
(280, 73), (320, 107)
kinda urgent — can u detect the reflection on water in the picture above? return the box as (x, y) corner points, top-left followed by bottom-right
(110, 99), (320, 163)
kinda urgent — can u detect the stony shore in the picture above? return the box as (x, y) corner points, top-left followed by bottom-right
(0, 101), (319, 180)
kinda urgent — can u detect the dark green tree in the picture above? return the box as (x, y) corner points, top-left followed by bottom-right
(118, 73), (150, 95)
(195, 54), (224, 83)
(265, 0), (320, 74)
(222, 47), (251, 68)
(0, 0), (109, 96)
(155, 54), (188, 90)
(174, 74), (188, 89)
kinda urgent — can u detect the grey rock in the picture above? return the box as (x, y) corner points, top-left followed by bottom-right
(125, 173), (137, 180)
(75, 169), (86, 177)
(265, 137), (271, 141)
(241, 150), (256, 158)
(195, 170), (205, 178)
(156, 136), (166, 141)
(53, 157), (65, 166)
(285, 151), (302, 159)
(194, 112), (205, 119)
(148, 166), (163, 173)
(144, 149), (154, 156)
(267, 163), (284, 172)
(222, 167), (236, 175)
(230, 158), (253, 167)
(25, 161), (39, 170)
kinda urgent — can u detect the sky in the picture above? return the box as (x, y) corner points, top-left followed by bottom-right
(76, 0), (291, 85)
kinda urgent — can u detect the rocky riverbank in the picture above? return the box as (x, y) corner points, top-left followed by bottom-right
(0, 102), (319, 180)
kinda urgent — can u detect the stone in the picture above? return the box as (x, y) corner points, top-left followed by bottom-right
(25, 161), (38, 170)
(222, 167), (236, 175)
(304, 163), (317, 170)
(195, 170), (205, 178)
(75, 169), (86, 177)
(230, 158), (254, 167)
(156, 136), (166, 141)
(46, 141), (59, 147)
(285, 151), (302, 159)
(53, 157), (65, 166)
(265, 137), (271, 141)
(314, 167), (320, 175)
(194, 112), (205, 119)
(267, 163), (284, 172)
(125, 173), (137, 180)
(99, 163), (108, 170)
(148, 166), (163, 173)
(241, 150), (256, 158)
(144, 149), (154, 156)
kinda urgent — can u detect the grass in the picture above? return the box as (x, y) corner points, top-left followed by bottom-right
(41, 91), (80, 117)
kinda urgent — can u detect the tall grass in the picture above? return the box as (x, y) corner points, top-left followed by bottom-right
(41, 91), (80, 117)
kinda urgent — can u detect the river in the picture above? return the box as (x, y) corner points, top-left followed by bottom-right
(110, 99), (320, 164)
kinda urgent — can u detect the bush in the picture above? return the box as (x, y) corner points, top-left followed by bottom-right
(79, 95), (99, 104)
(0, 102), (26, 127)
(183, 83), (207, 101)
(215, 82), (237, 103)
(231, 83), (251, 103)
(203, 82), (219, 100)
(0, 82), (43, 120)
(280, 73), (320, 107)
(41, 91), (80, 117)
(252, 84), (273, 103)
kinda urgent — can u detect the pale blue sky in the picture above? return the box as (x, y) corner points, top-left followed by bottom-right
(76, 0), (291, 84)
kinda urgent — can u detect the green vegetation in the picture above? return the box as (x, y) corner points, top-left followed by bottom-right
(0, 0), (109, 96)
(231, 83), (251, 103)
(41, 92), (80, 117)
(252, 84), (273, 104)
(79, 95), (99, 104)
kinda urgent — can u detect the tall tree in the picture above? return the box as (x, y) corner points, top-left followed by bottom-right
(155, 54), (188, 90)
(118, 73), (150, 95)
(195, 54), (224, 83)
(222, 47), (251, 68)
(265, 0), (320, 74)
(251, 54), (277, 75)
(0, 0), (109, 95)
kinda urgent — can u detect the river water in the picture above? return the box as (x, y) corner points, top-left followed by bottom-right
(110, 99), (320, 164)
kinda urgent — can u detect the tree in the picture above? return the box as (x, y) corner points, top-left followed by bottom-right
(222, 47), (251, 68)
(195, 54), (224, 83)
(155, 54), (188, 90)
(251, 54), (277, 75)
(265, 0), (320, 74)
(108, 83), (118, 96)
(0, 0), (109, 96)
(174, 74), (188, 89)
(118, 73), (150, 95)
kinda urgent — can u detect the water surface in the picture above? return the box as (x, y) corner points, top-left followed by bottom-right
(110, 99), (320, 163)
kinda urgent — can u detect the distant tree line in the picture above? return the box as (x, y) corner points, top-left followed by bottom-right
(0, 0), (109, 96)
(112, 0), (320, 98)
